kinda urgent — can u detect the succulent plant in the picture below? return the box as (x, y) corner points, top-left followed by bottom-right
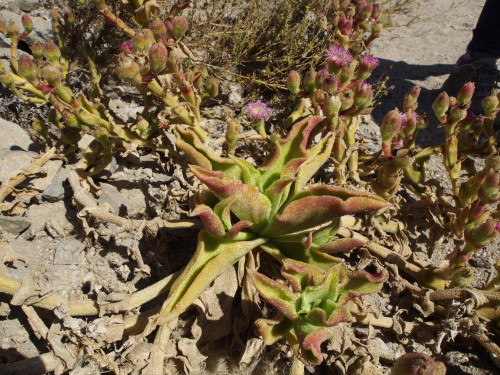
(252, 258), (386, 365)
(157, 116), (387, 325)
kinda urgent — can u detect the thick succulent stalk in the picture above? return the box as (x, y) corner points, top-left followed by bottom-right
(346, 115), (361, 180)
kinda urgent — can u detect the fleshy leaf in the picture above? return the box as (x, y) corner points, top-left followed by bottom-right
(316, 238), (364, 253)
(227, 220), (252, 239)
(255, 315), (292, 345)
(191, 204), (226, 238)
(251, 272), (300, 320)
(175, 127), (240, 179)
(263, 185), (386, 236)
(260, 116), (325, 189)
(191, 165), (272, 229)
(339, 269), (388, 304)
(281, 259), (325, 292)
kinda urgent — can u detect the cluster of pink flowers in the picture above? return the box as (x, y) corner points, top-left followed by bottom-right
(246, 100), (272, 121)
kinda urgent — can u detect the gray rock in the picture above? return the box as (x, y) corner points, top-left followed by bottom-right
(0, 118), (33, 151)
(30, 159), (64, 191)
(53, 239), (85, 265)
(98, 183), (132, 215)
(26, 200), (75, 237)
(0, 0), (42, 12)
(0, 215), (31, 235)
(42, 172), (67, 202)
(0, 149), (37, 181)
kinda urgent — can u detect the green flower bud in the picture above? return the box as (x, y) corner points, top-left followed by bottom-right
(32, 118), (48, 139)
(226, 119), (240, 155)
(481, 92), (499, 117)
(339, 89), (354, 111)
(167, 16), (189, 39)
(150, 18), (167, 42)
(43, 40), (61, 64)
(118, 60), (142, 85)
(323, 95), (342, 118)
(21, 14), (33, 34)
(479, 170), (500, 203)
(465, 218), (499, 248)
(403, 85), (421, 111)
(41, 63), (62, 86)
(55, 84), (74, 104)
(287, 70), (301, 94)
(0, 20), (6, 34)
(204, 77), (218, 99)
(6, 21), (19, 39)
(17, 54), (38, 85)
(449, 105), (467, 125)
(457, 82), (475, 106)
(61, 128), (82, 145)
(432, 92), (449, 122)
(31, 40), (43, 60)
(172, 105), (194, 126)
(149, 42), (168, 74)
(131, 30), (155, 52)
(353, 81), (373, 110)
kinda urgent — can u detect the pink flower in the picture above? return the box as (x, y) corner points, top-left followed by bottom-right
(246, 100), (272, 121)
(120, 42), (134, 54)
(326, 45), (353, 68)
(360, 55), (379, 70)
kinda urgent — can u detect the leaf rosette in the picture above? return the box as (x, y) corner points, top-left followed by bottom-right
(252, 259), (387, 365)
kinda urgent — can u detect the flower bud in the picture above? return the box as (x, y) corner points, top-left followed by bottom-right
(7, 21), (19, 39)
(391, 353), (446, 375)
(41, 63), (62, 86)
(403, 86), (421, 111)
(449, 105), (467, 125)
(64, 12), (75, 26)
(353, 81), (373, 110)
(479, 170), (500, 203)
(360, 3), (373, 19)
(0, 67), (13, 86)
(338, 16), (353, 35)
(465, 218), (499, 248)
(21, 14), (33, 34)
(43, 40), (61, 64)
(355, 55), (379, 81)
(457, 82), (475, 106)
(120, 41), (134, 54)
(131, 30), (155, 52)
(167, 16), (189, 39)
(380, 109), (403, 158)
(0, 20), (6, 34)
(303, 69), (316, 94)
(61, 128), (82, 144)
(324, 95), (342, 117)
(18, 54), (38, 85)
(118, 60), (142, 85)
(32, 118), (48, 139)
(287, 70), (301, 94)
(31, 40), (43, 60)
(432, 92), (450, 122)
(149, 42), (168, 74)
(372, 4), (381, 20)
(55, 84), (74, 104)
(204, 77), (218, 99)
(314, 89), (326, 106)
(339, 89), (354, 111)
(93, 0), (107, 11)
(150, 18), (167, 42)
(481, 92), (499, 117)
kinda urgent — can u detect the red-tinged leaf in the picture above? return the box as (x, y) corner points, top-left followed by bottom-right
(260, 116), (324, 186)
(213, 196), (238, 230)
(262, 185), (386, 236)
(316, 238), (364, 253)
(191, 165), (272, 228)
(282, 158), (307, 178)
(300, 264), (342, 312)
(229, 155), (261, 187)
(175, 127), (240, 179)
(265, 177), (295, 212)
(227, 220), (252, 239)
(300, 327), (337, 365)
(255, 315), (293, 345)
(191, 204), (226, 238)
(251, 272), (299, 320)
(305, 306), (351, 328)
(338, 269), (387, 305)
(281, 259), (323, 292)
(294, 133), (335, 194)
